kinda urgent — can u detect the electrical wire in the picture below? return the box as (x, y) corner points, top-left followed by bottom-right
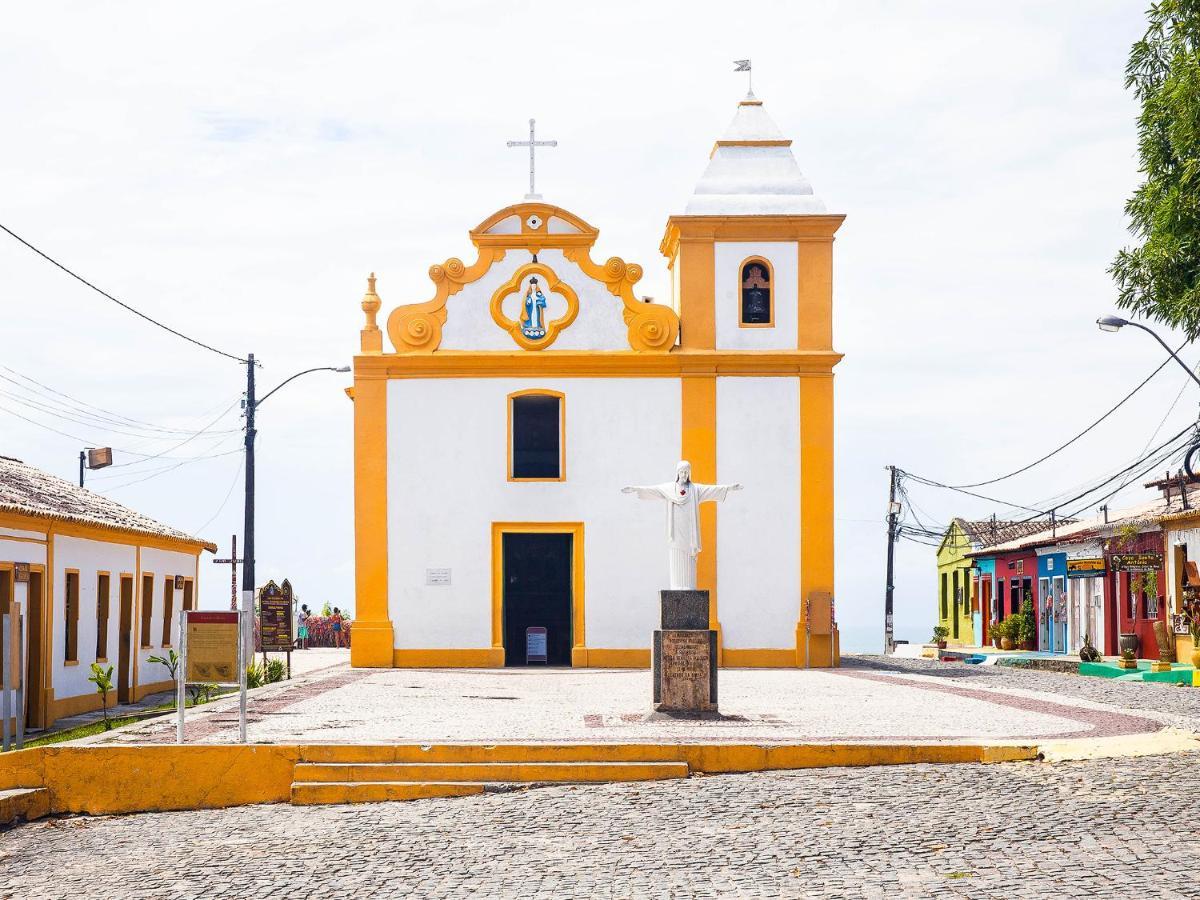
(947, 344), (1188, 489)
(0, 366), (239, 437)
(0, 222), (247, 364)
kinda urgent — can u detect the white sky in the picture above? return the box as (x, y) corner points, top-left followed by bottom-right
(2, 1), (1183, 650)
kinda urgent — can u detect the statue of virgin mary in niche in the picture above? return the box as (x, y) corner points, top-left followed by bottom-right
(521, 276), (548, 339)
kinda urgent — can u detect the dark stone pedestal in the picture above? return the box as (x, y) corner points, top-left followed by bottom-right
(653, 590), (718, 714)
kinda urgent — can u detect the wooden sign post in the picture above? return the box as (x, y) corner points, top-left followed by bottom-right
(258, 579), (294, 679)
(177, 610), (246, 744)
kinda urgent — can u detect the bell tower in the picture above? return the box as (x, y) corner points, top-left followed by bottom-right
(659, 91), (845, 666)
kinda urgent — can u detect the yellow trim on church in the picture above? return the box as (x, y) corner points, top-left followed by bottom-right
(352, 179), (844, 670)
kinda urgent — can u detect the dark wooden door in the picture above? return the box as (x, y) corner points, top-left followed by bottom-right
(25, 570), (45, 730)
(117, 575), (134, 703)
(502, 533), (572, 666)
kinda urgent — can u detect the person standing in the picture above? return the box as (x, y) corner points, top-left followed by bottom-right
(331, 607), (344, 649)
(297, 603), (310, 650)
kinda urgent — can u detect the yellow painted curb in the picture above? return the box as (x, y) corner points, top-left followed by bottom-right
(293, 761), (690, 783)
(291, 781), (486, 805)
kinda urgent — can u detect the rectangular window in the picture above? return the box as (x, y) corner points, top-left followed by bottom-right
(96, 573), (110, 661)
(161, 578), (175, 646)
(940, 573), (948, 619)
(140, 574), (154, 648)
(509, 392), (563, 480)
(65, 570), (80, 663)
(995, 578), (1005, 618)
(1010, 579), (1020, 617)
(182, 579), (194, 612)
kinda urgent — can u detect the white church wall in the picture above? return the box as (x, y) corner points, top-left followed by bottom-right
(137, 546), (197, 687)
(714, 241), (798, 350)
(438, 249), (633, 352)
(716, 376), (801, 649)
(387, 377), (680, 652)
(49, 535), (136, 701)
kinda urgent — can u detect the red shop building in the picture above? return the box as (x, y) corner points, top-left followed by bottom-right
(1105, 527), (1167, 658)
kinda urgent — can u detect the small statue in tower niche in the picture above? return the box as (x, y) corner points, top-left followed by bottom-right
(740, 261), (771, 324)
(521, 277), (548, 339)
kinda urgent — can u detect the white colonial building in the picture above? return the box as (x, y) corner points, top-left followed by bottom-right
(349, 93), (844, 669)
(0, 455), (213, 729)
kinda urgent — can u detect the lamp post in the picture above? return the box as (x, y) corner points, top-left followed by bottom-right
(1096, 316), (1200, 389)
(240, 360), (351, 638)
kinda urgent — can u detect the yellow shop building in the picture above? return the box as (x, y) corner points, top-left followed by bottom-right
(349, 92), (845, 670)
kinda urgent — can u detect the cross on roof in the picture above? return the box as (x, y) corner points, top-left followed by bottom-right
(506, 118), (557, 201)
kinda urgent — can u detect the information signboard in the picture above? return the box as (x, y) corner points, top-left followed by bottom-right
(259, 579), (294, 653)
(185, 611), (240, 684)
(525, 626), (548, 664)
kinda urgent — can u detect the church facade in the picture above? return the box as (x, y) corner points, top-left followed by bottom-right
(350, 94), (843, 669)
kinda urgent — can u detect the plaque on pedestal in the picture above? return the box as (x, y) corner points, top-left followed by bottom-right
(653, 589), (718, 714)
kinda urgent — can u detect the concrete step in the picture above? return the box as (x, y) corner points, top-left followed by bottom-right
(0, 787), (49, 826)
(297, 744), (685, 765)
(293, 760), (690, 784)
(290, 781), (487, 805)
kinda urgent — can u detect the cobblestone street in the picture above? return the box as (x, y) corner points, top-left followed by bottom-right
(3, 749), (1197, 899)
(6, 657), (1200, 898)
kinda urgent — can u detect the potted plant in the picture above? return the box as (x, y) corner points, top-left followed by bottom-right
(1079, 633), (1102, 663)
(1018, 596), (1037, 651)
(932, 625), (949, 650)
(1183, 590), (1200, 669)
(1118, 647), (1139, 670)
(997, 617), (1016, 651)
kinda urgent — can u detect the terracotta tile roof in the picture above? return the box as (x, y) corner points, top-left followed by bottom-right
(0, 455), (216, 552)
(954, 517), (1058, 549)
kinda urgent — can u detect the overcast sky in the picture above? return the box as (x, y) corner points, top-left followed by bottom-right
(2, 1), (1180, 650)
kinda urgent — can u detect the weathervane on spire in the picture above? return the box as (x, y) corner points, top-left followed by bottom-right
(733, 59), (753, 98)
(507, 118), (558, 201)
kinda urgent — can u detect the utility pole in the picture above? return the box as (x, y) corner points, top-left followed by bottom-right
(884, 465), (899, 655)
(242, 354), (256, 657)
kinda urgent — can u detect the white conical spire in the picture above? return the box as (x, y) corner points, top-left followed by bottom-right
(684, 95), (826, 216)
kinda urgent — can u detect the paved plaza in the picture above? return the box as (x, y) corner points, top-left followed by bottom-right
(3, 749), (1197, 898)
(7, 656), (1200, 898)
(82, 655), (1189, 747)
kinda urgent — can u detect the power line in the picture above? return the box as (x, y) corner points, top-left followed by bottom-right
(0, 222), (246, 364)
(0, 365), (237, 437)
(949, 343), (1188, 489)
(97, 447), (243, 492)
(899, 470), (1044, 514)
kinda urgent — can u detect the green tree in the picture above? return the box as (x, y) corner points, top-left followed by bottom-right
(1110, 1), (1200, 335)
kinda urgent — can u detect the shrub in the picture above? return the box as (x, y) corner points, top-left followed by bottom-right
(1018, 598), (1037, 646)
(932, 625), (950, 643)
(88, 663), (114, 730)
(265, 658), (286, 684)
(245, 662), (265, 689)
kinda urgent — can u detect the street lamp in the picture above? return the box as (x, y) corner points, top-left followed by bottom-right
(240, 359), (351, 635)
(1096, 315), (1200, 389)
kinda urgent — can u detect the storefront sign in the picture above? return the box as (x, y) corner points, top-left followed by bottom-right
(185, 611), (240, 683)
(1066, 558), (1105, 577)
(1110, 552), (1163, 573)
(1171, 613), (1190, 636)
(258, 579), (294, 653)
(12, 563), (28, 583)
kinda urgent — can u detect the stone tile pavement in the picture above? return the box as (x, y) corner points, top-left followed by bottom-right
(3, 750), (1197, 898)
(86, 655), (1176, 746)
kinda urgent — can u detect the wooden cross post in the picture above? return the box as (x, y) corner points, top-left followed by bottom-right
(212, 535), (245, 611)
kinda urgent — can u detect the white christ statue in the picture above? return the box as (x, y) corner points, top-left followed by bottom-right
(622, 460), (743, 590)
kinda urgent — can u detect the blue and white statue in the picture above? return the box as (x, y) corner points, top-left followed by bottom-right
(521, 277), (548, 339)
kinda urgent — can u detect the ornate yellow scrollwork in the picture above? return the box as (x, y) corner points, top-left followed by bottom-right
(385, 248), (506, 353)
(489, 262), (579, 351)
(562, 248), (680, 352)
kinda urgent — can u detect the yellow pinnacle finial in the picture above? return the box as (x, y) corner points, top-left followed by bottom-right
(360, 272), (383, 354)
